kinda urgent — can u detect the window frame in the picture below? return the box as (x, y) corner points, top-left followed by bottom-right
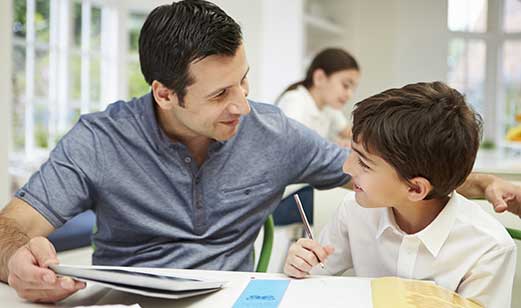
(447, 0), (521, 146)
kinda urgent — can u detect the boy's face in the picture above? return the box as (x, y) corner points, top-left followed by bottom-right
(343, 141), (411, 208)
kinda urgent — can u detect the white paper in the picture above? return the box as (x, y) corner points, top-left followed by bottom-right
(280, 276), (373, 308)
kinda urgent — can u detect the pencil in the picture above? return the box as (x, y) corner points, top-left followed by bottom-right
(293, 194), (325, 269)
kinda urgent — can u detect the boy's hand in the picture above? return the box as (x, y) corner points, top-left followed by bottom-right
(284, 238), (334, 278)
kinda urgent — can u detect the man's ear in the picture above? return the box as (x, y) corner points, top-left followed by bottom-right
(406, 177), (433, 201)
(151, 80), (179, 110)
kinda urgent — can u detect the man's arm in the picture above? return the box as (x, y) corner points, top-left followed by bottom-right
(457, 172), (521, 217)
(0, 197), (53, 281)
(0, 198), (85, 302)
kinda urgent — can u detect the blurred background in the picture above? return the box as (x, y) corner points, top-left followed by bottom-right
(2, 0), (521, 201)
(0, 0), (521, 203)
(1, 0), (521, 303)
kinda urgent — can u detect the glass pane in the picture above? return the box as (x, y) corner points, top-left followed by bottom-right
(35, 48), (50, 98)
(13, 0), (26, 39)
(68, 107), (81, 127)
(503, 41), (521, 135)
(12, 45), (26, 151)
(504, 0), (521, 33)
(72, 1), (82, 48)
(35, 0), (50, 43)
(448, 0), (487, 32)
(128, 12), (146, 52)
(90, 55), (100, 103)
(447, 39), (486, 114)
(34, 102), (49, 148)
(128, 61), (149, 98)
(91, 6), (102, 50)
(70, 52), (81, 100)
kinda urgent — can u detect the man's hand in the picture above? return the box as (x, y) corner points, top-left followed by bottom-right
(7, 237), (85, 303)
(484, 178), (521, 217)
(283, 238), (334, 278)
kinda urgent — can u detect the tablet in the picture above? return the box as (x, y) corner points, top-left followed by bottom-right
(49, 264), (226, 293)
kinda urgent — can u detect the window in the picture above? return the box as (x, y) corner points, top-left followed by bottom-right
(127, 12), (149, 98)
(447, 0), (521, 147)
(11, 0), (115, 163)
(10, 0), (152, 190)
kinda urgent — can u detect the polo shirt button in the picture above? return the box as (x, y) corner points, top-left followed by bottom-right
(19, 192), (25, 197)
(184, 157), (192, 163)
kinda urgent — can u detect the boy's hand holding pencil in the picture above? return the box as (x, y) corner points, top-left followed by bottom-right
(284, 238), (334, 278)
(284, 194), (335, 278)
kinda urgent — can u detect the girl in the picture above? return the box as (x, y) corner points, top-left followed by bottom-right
(277, 48), (360, 147)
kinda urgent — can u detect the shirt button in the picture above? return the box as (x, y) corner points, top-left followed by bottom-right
(19, 192), (25, 197)
(184, 157), (192, 163)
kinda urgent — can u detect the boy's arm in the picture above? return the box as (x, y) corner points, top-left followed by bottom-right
(310, 200), (354, 276)
(456, 173), (521, 217)
(457, 245), (516, 308)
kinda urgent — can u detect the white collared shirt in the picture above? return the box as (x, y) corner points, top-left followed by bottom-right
(311, 192), (516, 308)
(277, 86), (347, 142)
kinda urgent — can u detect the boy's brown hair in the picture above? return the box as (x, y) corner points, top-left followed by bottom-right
(351, 81), (483, 199)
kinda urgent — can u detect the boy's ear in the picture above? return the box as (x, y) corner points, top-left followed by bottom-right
(406, 177), (432, 202)
(151, 80), (179, 110)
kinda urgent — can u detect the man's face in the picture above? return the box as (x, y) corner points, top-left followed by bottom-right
(170, 44), (251, 141)
(343, 141), (410, 208)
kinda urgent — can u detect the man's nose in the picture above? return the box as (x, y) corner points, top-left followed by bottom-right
(228, 94), (251, 115)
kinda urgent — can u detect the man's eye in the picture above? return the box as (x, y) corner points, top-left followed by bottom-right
(215, 89), (226, 98)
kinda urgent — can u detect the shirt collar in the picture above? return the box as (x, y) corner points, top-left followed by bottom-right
(296, 85), (321, 116)
(376, 192), (460, 257)
(142, 91), (171, 153)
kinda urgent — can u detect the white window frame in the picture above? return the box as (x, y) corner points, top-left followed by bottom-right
(10, 0), (119, 165)
(448, 0), (521, 145)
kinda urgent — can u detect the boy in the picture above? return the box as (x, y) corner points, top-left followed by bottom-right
(284, 82), (516, 308)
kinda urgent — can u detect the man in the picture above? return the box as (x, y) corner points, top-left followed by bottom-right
(1, 0), (520, 303)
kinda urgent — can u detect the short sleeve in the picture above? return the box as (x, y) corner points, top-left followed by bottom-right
(15, 118), (105, 228)
(280, 110), (350, 190)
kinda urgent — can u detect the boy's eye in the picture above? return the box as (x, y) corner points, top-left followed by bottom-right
(358, 158), (370, 170)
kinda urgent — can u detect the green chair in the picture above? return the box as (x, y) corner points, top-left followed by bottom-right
(255, 215), (275, 272)
(506, 227), (521, 240)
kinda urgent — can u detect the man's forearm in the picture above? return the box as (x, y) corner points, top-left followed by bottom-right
(457, 172), (495, 199)
(0, 216), (30, 282)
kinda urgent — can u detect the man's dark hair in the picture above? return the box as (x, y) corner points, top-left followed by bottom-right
(352, 81), (483, 199)
(139, 0), (242, 105)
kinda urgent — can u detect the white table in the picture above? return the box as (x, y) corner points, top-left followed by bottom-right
(0, 268), (373, 308)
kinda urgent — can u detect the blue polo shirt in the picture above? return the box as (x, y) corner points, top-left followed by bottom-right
(16, 93), (349, 271)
